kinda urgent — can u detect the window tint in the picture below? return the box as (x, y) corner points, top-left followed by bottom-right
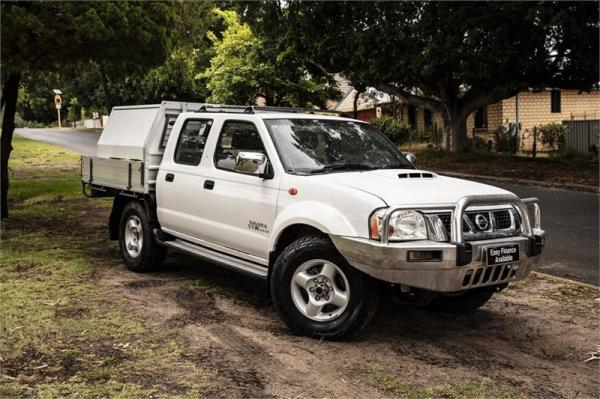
(551, 90), (561, 113)
(174, 119), (212, 166)
(215, 121), (266, 171)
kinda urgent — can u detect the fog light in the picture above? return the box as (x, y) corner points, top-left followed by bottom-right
(407, 250), (442, 262)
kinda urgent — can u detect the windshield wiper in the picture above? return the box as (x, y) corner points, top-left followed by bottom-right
(308, 164), (377, 174)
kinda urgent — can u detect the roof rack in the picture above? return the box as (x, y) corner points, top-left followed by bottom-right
(195, 104), (345, 116)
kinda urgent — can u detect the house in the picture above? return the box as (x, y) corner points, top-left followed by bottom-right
(329, 76), (599, 152)
(466, 89), (599, 151)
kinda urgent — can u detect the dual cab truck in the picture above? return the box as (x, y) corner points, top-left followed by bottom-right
(82, 102), (545, 338)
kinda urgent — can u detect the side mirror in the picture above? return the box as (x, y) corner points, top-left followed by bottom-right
(405, 152), (417, 167)
(234, 151), (273, 179)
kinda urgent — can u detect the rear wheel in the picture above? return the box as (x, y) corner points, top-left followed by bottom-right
(118, 201), (166, 272)
(270, 235), (379, 339)
(426, 290), (494, 314)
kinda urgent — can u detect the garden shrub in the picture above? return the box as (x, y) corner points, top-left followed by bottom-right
(370, 115), (410, 144)
(493, 126), (514, 153)
(539, 122), (569, 152)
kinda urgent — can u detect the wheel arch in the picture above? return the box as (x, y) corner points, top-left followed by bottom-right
(108, 192), (158, 240)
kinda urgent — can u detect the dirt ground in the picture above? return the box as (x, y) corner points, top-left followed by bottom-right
(416, 154), (598, 191)
(81, 207), (599, 399)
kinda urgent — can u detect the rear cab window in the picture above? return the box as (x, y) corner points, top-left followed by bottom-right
(174, 119), (213, 166)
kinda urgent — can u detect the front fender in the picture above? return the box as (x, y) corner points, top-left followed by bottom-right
(269, 200), (358, 251)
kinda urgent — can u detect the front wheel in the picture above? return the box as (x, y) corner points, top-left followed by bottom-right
(118, 201), (166, 272)
(270, 235), (379, 339)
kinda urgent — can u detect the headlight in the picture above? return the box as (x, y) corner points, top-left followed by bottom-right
(369, 209), (449, 242)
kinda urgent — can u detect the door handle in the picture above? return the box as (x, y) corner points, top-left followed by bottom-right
(204, 180), (215, 190)
(165, 173), (174, 182)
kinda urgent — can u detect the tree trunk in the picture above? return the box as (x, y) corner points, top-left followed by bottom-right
(1, 72), (21, 219)
(443, 110), (468, 151)
(98, 62), (113, 113)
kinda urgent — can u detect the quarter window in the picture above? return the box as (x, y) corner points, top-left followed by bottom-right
(215, 121), (266, 171)
(160, 114), (179, 149)
(174, 119), (212, 166)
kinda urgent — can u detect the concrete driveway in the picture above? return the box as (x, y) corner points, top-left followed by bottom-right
(15, 127), (101, 155)
(14, 128), (599, 285)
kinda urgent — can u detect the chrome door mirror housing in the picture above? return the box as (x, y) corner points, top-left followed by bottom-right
(234, 151), (273, 178)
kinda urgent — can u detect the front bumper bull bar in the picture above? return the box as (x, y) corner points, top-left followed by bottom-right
(331, 194), (545, 293)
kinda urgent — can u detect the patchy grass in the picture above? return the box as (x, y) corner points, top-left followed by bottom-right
(0, 139), (204, 397)
(8, 136), (84, 203)
(354, 365), (517, 399)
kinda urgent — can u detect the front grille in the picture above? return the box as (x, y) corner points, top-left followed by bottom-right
(493, 210), (513, 229)
(431, 208), (520, 241)
(437, 213), (469, 233)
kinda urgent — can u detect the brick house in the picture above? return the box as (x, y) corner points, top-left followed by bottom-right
(329, 76), (599, 151)
(466, 89), (599, 151)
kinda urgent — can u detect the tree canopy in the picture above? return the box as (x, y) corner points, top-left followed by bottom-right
(246, 1), (599, 150)
(1, 1), (175, 218)
(202, 8), (339, 107)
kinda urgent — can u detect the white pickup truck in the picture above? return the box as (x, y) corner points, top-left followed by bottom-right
(82, 102), (545, 338)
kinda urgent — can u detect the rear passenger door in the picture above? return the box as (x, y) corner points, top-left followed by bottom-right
(195, 120), (280, 260)
(156, 118), (213, 237)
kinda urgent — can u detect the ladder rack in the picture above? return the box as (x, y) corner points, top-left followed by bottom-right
(195, 104), (346, 116)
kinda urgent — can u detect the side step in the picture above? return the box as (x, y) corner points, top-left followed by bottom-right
(162, 238), (268, 279)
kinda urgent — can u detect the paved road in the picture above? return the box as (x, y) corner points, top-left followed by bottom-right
(15, 127), (100, 155)
(15, 128), (599, 285)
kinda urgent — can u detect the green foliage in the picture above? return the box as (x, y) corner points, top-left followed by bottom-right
(539, 122), (569, 152)
(493, 126), (514, 153)
(202, 9), (263, 105)
(203, 8), (339, 107)
(370, 116), (410, 144)
(1, 2), (174, 75)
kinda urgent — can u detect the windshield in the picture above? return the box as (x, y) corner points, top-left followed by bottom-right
(264, 119), (413, 174)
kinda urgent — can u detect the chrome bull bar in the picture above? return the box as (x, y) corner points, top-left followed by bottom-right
(381, 194), (541, 244)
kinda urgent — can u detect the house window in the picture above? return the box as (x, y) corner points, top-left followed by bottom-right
(408, 105), (417, 128)
(424, 109), (433, 129)
(551, 90), (561, 113)
(474, 107), (488, 129)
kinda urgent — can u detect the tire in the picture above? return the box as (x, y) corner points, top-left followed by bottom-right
(118, 200), (166, 273)
(270, 235), (379, 339)
(426, 290), (494, 314)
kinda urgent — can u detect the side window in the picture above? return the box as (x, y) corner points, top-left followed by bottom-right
(174, 119), (213, 166)
(215, 121), (266, 171)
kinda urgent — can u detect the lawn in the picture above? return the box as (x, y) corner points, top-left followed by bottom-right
(1, 138), (204, 398)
